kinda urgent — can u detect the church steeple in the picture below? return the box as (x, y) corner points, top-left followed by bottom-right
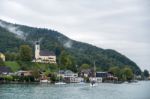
(35, 41), (40, 59)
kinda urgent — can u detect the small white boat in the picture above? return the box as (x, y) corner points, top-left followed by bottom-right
(123, 81), (129, 84)
(55, 82), (66, 85)
(90, 83), (97, 87)
(90, 61), (97, 87)
(40, 79), (50, 83)
(90, 81), (97, 87)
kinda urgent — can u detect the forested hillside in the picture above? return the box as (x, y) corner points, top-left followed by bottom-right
(0, 19), (141, 73)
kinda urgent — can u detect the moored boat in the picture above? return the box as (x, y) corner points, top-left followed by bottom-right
(40, 79), (50, 83)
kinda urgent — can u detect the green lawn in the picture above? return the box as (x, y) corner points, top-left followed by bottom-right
(5, 61), (20, 72)
(4, 61), (58, 72)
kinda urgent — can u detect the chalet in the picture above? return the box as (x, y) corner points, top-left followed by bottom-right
(89, 72), (117, 83)
(95, 72), (118, 82)
(0, 52), (5, 61)
(0, 66), (12, 75)
(79, 69), (92, 77)
(57, 70), (78, 77)
(34, 42), (56, 64)
(135, 75), (142, 80)
(96, 72), (111, 78)
(16, 70), (32, 76)
(57, 70), (83, 83)
(94, 72), (109, 83)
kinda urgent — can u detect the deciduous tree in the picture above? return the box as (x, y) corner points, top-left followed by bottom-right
(19, 45), (32, 61)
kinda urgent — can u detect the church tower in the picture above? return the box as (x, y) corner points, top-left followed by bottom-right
(35, 41), (40, 59)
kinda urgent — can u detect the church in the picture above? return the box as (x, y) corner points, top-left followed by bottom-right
(34, 42), (56, 64)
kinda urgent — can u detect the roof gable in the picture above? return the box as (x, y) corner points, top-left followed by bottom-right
(0, 66), (12, 73)
(39, 50), (55, 56)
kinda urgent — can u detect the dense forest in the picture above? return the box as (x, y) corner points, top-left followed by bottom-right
(0, 19), (141, 74)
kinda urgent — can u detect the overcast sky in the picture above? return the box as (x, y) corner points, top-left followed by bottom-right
(0, 0), (150, 71)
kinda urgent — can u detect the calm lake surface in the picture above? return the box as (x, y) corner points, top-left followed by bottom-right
(0, 81), (150, 99)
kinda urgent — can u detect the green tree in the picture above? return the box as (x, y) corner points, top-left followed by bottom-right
(32, 68), (40, 80)
(3, 75), (13, 82)
(0, 58), (5, 66)
(80, 64), (90, 70)
(59, 51), (68, 67)
(59, 51), (75, 69)
(109, 66), (120, 77)
(121, 67), (133, 81)
(5, 53), (19, 61)
(50, 73), (58, 83)
(143, 69), (149, 78)
(19, 45), (32, 61)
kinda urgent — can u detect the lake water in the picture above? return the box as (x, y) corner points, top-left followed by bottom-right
(0, 81), (150, 99)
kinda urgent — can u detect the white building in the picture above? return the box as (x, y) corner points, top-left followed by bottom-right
(0, 52), (5, 61)
(57, 70), (83, 83)
(34, 42), (56, 64)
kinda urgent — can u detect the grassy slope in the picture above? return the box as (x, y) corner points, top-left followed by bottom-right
(4, 61), (58, 72)
(5, 61), (20, 72)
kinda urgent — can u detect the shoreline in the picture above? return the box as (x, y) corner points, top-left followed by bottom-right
(1, 80), (147, 85)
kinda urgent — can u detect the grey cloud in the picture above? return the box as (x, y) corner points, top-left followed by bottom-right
(0, 21), (27, 40)
(64, 40), (73, 48)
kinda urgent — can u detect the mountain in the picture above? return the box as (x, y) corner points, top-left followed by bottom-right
(0, 19), (141, 73)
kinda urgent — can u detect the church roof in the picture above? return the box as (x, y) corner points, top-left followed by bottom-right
(39, 50), (55, 56)
(0, 66), (12, 73)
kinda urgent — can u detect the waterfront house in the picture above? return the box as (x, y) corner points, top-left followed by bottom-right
(96, 72), (118, 82)
(135, 75), (142, 80)
(0, 66), (12, 75)
(39, 72), (50, 83)
(63, 70), (82, 83)
(57, 70), (83, 83)
(89, 72), (106, 83)
(57, 70), (77, 77)
(16, 70), (32, 76)
(64, 77), (83, 83)
(57, 70), (65, 78)
(79, 69), (92, 77)
(34, 42), (56, 64)
(0, 52), (5, 61)
(96, 72), (109, 78)
(64, 70), (78, 78)
(94, 72), (117, 82)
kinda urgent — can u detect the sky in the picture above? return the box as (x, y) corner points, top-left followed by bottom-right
(0, 0), (150, 71)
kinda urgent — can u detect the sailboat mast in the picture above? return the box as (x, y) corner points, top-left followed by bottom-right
(94, 61), (96, 77)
